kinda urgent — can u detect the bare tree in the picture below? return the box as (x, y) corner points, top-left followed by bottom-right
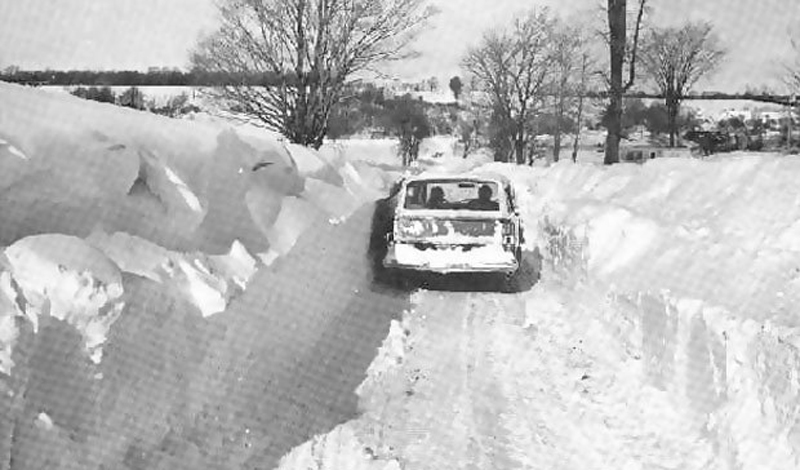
(550, 23), (587, 162)
(462, 9), (557, 164)
(572, 47), (595, 163)
(781, 37), (800, 143)
(784, 37), (800, 93)
(457, 114), (481, 157)
(604, 0), (647, 165)
(640, 22), (725, 147)
(192, 0), (435, 149)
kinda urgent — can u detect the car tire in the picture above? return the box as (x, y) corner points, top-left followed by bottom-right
(499, 247), (539, 293)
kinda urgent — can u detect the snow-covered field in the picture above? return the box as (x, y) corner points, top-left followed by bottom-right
(40, 85), (206, 106)
(1, 81), (799, 469)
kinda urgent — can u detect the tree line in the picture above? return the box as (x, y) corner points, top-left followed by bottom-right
(16, 1), (788, 164)
(0, 68), (292, 87)
(182, 0), (737, 164)
(67, 85), (200, 118)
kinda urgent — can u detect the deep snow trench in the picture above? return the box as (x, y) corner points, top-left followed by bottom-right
(2, 82), (800, 470)
(2, 205), (415, 470)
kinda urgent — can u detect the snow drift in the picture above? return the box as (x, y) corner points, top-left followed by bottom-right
(3, 78), (799, 470)
(0, 81), (335, 253)
(502, 155), (800, 468)
(275, 154), (800, 470)
(0, 82), (405, 470)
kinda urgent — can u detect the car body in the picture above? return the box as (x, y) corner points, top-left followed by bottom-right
(380, 172), (524, 275)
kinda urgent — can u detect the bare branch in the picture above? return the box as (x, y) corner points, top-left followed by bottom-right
(639, 21), (726, 145)
(192, 0), (435, 148)
(462, 8), (562, 163)
(622, 0), (646, 92)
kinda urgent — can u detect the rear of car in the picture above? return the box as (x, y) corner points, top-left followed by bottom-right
(382, 175), (523, 274)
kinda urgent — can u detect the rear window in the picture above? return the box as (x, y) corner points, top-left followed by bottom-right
(403, 180), (500, 211)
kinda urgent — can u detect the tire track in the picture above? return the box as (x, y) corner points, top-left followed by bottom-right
(356, 289), (528, 470)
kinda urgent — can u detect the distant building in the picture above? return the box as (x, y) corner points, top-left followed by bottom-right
(619, 143), (663, 163)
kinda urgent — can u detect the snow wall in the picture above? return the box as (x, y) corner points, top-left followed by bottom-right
(0, 82), (410, 469)
(514, 156), (800, 468)
(270, 155), (800, 470)
(3, 81), (799, 469)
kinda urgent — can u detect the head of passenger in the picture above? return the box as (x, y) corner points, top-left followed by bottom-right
(478, 184), (493, 202)
(428, 186), (445, 207)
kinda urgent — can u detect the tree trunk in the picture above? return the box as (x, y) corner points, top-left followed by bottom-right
(513, 119), (526, 164)
(667, 96), (679, 147)
(572, 54), (589, 163)
(605, 0), (627, 165)
(572, 92), (585, 163)
(553, 90), (566, 163)
(553, 131), (562, 163)
(514, 135), (525, 164)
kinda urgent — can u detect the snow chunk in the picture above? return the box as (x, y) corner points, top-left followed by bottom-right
(85, 228), (171, 282)
(86, 229), (259, 316)
(4, 234), (124, 362)
(164, 256), (227, 317)
(207, 240), (260, 290)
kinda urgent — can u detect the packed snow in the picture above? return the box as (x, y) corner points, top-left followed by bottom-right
(1, 80), (799, 470)
(387, 243), (517, 272)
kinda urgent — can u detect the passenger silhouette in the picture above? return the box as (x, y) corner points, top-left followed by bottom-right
(427, 186), (446, 209)
(469, 184), (499, 210)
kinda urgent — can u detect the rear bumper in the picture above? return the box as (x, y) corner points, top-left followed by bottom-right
(382, 242), (519, 274)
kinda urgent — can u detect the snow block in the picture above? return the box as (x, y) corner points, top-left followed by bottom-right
(86, 229), (259, 317)
(4, 234), (124, 363)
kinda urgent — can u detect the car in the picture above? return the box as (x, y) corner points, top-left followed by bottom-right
(372, 171), (528, 290)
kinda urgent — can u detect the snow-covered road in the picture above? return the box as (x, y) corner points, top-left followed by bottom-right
(330, 276), (718, 470)
(3, 82), (800, 470)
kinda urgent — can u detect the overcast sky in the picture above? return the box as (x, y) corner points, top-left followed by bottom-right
(1, 0), (799, 92)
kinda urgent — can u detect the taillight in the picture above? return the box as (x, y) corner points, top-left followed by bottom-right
(501, 220), (515, 249)
(388, 217), (398, 243)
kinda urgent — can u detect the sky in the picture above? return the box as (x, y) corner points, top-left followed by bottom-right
(1, 0), (799, 92)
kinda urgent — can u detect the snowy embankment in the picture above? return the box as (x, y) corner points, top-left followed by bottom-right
(276, 155), (800, 469)
(0, 82), (408, 469)
(500, 156), (800, 467)
(3, 79), (798, 469)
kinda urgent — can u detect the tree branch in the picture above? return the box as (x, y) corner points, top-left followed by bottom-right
(623, 0), (646, 92)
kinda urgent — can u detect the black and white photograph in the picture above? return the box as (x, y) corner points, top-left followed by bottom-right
(1, 0), (800, 468)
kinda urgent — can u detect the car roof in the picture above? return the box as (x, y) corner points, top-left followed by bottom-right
(401, 170), (512, 186)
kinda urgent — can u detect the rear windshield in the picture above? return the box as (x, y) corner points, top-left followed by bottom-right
(403, 180), (500, 211)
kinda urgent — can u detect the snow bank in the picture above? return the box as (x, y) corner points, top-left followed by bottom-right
(0, 82), (406, 470)
(12, 77), (800, 469)
(493, 153), (800, 468)
(278, 153), (798, 470)
(0, 81), (305, 252)
(96, 204), (409, 470)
